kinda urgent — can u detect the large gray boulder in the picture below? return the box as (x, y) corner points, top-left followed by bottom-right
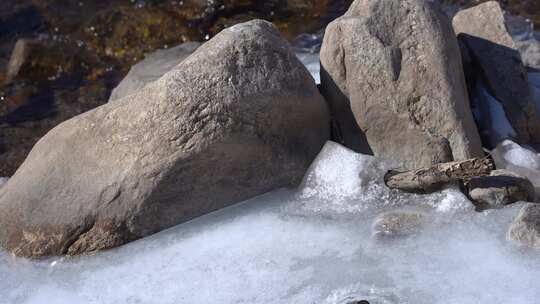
(452, 1), (540, 146)
(0, 20), (330, 258)
(320, 0), (483, 170)
(108, 42), (201, 102)
(508, 203), (540, 250)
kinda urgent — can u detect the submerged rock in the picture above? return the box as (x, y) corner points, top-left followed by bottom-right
(0, 20), (330, 258)
(372, 211), (426, 238)
(109, 42), (201, 102)
(452, 1), (540, 147)
(320, 0), (483, 170)
(508, 203), (540, 250)
(467, 169), (536, 210)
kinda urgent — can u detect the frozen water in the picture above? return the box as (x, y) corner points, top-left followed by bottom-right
(2, 142), (540, 304)
(296, 52), (320, 84)
(491, 140), (540, 189)
(293, 32), (322, 84)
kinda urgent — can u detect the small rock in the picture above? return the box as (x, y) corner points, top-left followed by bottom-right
(508, 203), (540, 250)
(372, 211), (425, 238)
(109, 42), (201, 102)
(467, 169), (536, 210)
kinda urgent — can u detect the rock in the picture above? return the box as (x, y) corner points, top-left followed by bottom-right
(467, 169), (536, 210)
(320, 0), (483, 170)
(452, 1), (540, 146)
(0, 177), (7, 188)
(516, 39), (540, 70)
(109, 42), (201, 102)
(0, 20), (330, 258)
(508, 203), (540, 250)
(373, 210), (426, 238)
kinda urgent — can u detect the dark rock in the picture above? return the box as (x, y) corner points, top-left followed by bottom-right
(467, 169), (536, 210)
(508, 203), (540, 250)
(0, 20), (330, 258)
(109, 42), (201, 102)
(452, 1), (540, 146)
(320, 0), (483, 169)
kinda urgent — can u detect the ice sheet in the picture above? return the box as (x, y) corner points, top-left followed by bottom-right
(2, 142), (539, 304)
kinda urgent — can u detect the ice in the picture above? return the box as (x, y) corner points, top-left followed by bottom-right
(296, 52), (320, 84)
(293, 32), (322, 84)
(491, 139), (540, 189)
(2, 142), (540, 304)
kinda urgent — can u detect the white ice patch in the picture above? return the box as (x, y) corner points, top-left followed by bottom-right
(296, 52), (320, 84)
(492, 140), (540, 189)
(2, 142), (540, 304)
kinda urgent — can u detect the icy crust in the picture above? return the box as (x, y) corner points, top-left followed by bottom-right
(2, 142), (540, 304)
(292, 142), (473, 218)
(492, 140), (540, 190)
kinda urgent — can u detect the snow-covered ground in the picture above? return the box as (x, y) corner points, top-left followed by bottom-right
(2, 142), (540, 304)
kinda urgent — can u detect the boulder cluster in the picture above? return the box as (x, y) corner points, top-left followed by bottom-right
(0, 0), (540, 257)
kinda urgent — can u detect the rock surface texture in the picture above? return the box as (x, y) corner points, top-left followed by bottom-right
(452, 1), (540, 146)
(467, 169), (536, 210)
(320, 0), (483, 170)
(109, 42), (201, 102)
(508, 203), (540, 250)
(0, 20), (330, 257)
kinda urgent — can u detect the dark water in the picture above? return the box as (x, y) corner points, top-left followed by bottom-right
(0, 0), (538, 176)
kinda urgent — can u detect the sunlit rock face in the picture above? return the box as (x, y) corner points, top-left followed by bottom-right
(2, 141), (539, 304)
(320, 0), (483, 169)
(0, 20), (329, 258)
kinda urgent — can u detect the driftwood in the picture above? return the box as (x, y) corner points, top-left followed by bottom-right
(384, 157), (496, 193)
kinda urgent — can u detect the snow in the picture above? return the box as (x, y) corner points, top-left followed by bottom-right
(491, 139), (540, 189)
(2, 141), (540, 304)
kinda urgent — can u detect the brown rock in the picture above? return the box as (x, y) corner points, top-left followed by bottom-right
(320, 0), (483, 169)
(0, 20), (329, 258)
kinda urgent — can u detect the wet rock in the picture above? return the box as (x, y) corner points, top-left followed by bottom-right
(508, 203), (540, 250)
(0, 20), (330, 257)
(467, 169), (536, 210)
(320, 0), (483, 169)
(372, 211), (426, 238)
(453, 1), (540, 146)
(109, 42), (201, 102)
